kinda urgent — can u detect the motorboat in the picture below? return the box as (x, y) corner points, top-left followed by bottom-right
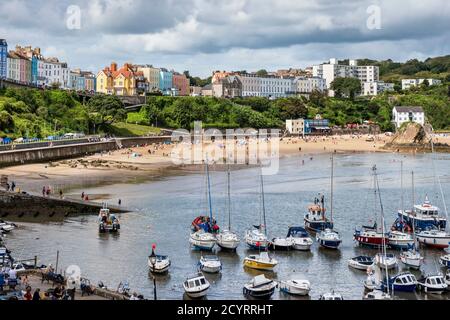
(189, 230), (216, 251)
(354, 226), (387, 248)
(416, 229), (450, 249)
(198, 256), (222, 274)
(319, 291), (343, 300)
(279, 279), (311, 296)
(269, 237), (293, 251)
(98, 206), (120, 233)
(243, 252), (278, 271)
(374, 253), (398, 270)
(148, 247), (170, 274)
(316, 229), (341, 249)
(245, 228), (269, 250)
(388, 231), (414, 250)
(439, 254), (450, 268)
(348, 256), (374, 271)
(0, 220), (16, 233)
(183, 273), (210, 299)
(304, 198), (333, 233)
(286, 227), (313, 251)
(445, 270), (450, 286)
(364, 289), (391, 300)
(364, 271), (378, 291)
(400, 250), (423, 269)
(216, 230), (240, 251)
(243, 274), (277, 300)
(417, 274), (448, 294)
(397, 196), (446, 231)
(382, 272), (417, 293)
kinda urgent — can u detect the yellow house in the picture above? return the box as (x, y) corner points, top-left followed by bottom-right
(96, 69), (113, 94)
(96, 62), (143, 96)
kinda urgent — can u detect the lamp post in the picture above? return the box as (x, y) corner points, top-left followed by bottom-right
(149, 244), (157, 300)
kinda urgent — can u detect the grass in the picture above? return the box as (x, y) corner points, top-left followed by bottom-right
(109, 122), (161, 137)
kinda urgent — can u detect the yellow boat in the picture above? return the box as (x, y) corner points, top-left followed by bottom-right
(243, 252), (278, 271)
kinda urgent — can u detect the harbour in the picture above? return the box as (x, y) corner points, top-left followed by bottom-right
(2, 151), (449, 300)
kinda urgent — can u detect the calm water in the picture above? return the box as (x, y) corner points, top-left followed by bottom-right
(4, 152), (450, 300)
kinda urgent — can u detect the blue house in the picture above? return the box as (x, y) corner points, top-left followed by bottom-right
(159, 68), (173, 92)
(31, 56), (38, 85)
(0, 39), (7, 79)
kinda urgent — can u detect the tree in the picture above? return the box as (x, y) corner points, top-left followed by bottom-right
(330, 77), (361, 99)
(256, 69), (268, 77)
(87, 95), (125, 131)
(276, 98), (308, 120)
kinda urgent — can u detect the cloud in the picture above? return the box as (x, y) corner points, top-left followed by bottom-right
(0, 0), (449, 77)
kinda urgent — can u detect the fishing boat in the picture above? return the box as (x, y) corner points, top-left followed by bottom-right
(183, 273), (210, 299)
(189, 159), (219, 251)
(286, 227), (313, 251)
(440, 254), (450, 268)
(416, 228), (450, 249)
(397, 197), (446, 231)
(279, 279), (311, 296)
(198, 256), (222, 274)
(98, 205), (120, 233)
(148, 246), (170, 274)
(245, 171), (270, 250)
(317, 229), (342, 249)
(243, 252), (278, 271)
(364, 270), (379, 291)
(319, 291), (343, 300)
(364, 289), (391, 300)
(382, 272), (417, 293)
(243, 275), (277, 300)
(388, 231), (414, 250)
(304, 198), (333, 233)
(269, 237), (293, 251)
(348, 256), (374, 271)
(417, 274), (448, 294)
(216, 166), (240, 251)
(374, 253), (398, 270)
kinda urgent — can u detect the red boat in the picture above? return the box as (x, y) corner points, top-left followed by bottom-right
(354, 225), (388, 248)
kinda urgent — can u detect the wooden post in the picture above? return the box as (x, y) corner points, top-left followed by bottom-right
(55, 250), (59, 273)
(34, 256), (37, 268)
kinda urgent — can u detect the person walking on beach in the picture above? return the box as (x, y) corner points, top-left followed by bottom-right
(11, 181), (15, 192)
(81, 192), (85, 200)
(42, 186), (46, 197)
(118, 199), (122, 206)
(59, 190), (63, 199)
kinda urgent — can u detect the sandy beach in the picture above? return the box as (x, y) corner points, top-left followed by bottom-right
(1, 133), (448, 197)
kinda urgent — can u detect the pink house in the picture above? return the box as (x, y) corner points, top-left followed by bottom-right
(172, 73), (190, 96)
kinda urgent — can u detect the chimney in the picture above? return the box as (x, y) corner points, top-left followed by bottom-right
(111, 62), (117, 72)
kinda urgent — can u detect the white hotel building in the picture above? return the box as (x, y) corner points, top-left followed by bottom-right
(37, 58), (70, 88)
(238, 73), (294, 98)
(392, 106), (425, 129)
(402, 78), (442, 90)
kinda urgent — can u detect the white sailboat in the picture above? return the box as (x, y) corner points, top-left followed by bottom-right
(216, 166), (240, 250)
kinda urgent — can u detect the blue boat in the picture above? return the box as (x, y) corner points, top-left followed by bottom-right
(397, 196), (447, 231)
(304, 196), (333, 232)
(382, 272), (417, 293)
(316, 229), (342, 249)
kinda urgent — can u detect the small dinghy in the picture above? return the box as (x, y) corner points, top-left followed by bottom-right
(400, 250), (423, 269)
(348, 256), (374, 271)
(416, 229), (450, 249)
(244, 252), (278, 271)
(148, 246), (170, 274)
(243, 274), (276, 300)
(417, 274), (448, 294)
(382, 272), (417, 293)
(364, 271), (379, 291)
(189, 230), (216, 251)
(374, 253), (398, 270)
(0, 220), (16, 233)
(269, 237), (293, 251)
(316, 229), (341, 249)
(388, 231), (414, 250)
(440, 254), (450, 268)
(279, 279), (311, 296)
(286, 227), (313, 251)
(364, 289), (392, 300)
(319, 291), (343, 300)
(198, 256), (222, 274)
(183, 273), (210, 299)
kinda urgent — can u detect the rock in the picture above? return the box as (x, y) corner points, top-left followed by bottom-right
(389, 123), (432, 145)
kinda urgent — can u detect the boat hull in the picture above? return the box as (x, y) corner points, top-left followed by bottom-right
(348, 260), (373, 271)
(304, 219), (333, 233)
(148, 262), (170, 274)
(354, 233), (387, 248)
(417, 235), (450, 249)
(389, 240), (415, 250)
(440, 256), (450, 268)
(245, 241), (269, 251)
(217, 240), (240, 250)
(279, 281), (310, 296)
(318, 239), (341, 249)
(243, 286), (275, 299)
(243, 259), (276, 271)
(185, 286), (210, 299)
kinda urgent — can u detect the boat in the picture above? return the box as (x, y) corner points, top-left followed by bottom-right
(0, 220), (16, 233)
(269, 237), (293, 251)
(189, 159), (219, 251)
(397, 197), (446, 232)
(286, 227), (313, 251)
(243, 252), (278, 271)
(382, 272), (417, 293)
(189, 230), (216, 251)
(279, 279), (311, 296)
(245, 171), (270, 250)
(364, 289), (392, 300)
(243, 274), (277, 300)
(316, 155), (341, 250)
(216, 166), (240, 251)
(98, 205), (120, 233)
(445, 270), (450, 286)
(416, 228), (450, 249)
(388, 231), (414, 250)
(417, 274), (448, 294)
(183, 273), (210, 299)
(317, 229), (342, 249)
(304, 198), (333, 233)
(374, 253), (398, 270)
(364, 270), (379, 291)
(148, 246), (170, 274)
(319, 291), (343, 300)
(348, 256), (374, 271)
(198, 256), (222, 274)
(440, 254), (450, 268)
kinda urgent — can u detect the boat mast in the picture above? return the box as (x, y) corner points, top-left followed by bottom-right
(411, 171), (418, 251)
(260, 170), (267, 237)
(205, 156), (213, 225)
(227, 165), (232, 231)
(400, 160), (404, 230)
(430, 138), (449, 230)
(373, 166), (378, 230)
(330, 154), (334, 224)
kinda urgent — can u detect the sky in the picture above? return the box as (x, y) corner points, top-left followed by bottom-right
(0, 0), (449, 78)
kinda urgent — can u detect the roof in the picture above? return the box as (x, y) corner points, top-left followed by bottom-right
(394, 106), (424, 113)
(202, 84), (212, 90)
